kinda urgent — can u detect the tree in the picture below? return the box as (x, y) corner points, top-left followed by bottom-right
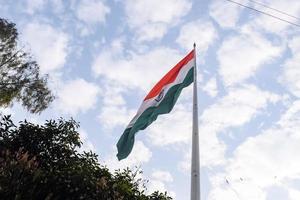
(0, 18), (54, 113)
(0, 116), (172, 200)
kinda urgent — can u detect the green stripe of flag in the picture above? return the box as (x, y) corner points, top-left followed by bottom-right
(117, 67), (194, 160)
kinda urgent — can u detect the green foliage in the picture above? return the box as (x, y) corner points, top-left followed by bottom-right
(0, 116), (172, 200)
(0, 18), (54, 113)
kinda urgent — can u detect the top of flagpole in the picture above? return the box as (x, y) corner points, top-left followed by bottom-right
(193, 43), (196, 49)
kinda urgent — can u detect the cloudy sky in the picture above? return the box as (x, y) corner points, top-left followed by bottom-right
(1, 0), (300, 199)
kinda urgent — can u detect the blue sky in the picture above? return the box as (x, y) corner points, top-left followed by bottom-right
(1, 0), (300, 199)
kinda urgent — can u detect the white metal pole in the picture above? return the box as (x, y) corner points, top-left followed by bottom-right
(191, 43), (200, 200)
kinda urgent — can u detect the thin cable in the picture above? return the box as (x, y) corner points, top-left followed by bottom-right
(225, 0), (300, 28)
(248, 0), (300, 21)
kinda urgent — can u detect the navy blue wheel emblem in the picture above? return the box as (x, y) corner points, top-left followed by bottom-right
(155, 89), (164, 102)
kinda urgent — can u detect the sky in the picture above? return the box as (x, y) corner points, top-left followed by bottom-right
(1, 0), (300, 199)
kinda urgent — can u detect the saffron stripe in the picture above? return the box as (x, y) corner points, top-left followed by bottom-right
(144, 50), (194, 100)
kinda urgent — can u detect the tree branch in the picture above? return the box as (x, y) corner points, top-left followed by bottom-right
(0, 49), (22, 68)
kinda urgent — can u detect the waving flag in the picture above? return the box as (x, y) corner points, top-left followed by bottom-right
(117, 50), (195, 160)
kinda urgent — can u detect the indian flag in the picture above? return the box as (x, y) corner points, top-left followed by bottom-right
(117, 50), (195, 160)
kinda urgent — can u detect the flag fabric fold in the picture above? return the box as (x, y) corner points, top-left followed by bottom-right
(117, 50), (195, 160)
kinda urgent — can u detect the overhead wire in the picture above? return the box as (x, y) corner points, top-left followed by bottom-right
(247, 0), (300, 21)
(225, 0), (300, 28)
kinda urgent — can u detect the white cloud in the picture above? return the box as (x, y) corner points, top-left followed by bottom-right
(201, 85), (280, 127)
(24, 0), (46, 15)
(92, 47), (185, 91)
(136, 23), (168, 42)
(151, 170), (173, 183)
(208, 100), (300, 199)
(200, 85), (280, 167)
(125, 0), (191, 27)
(178, 85), (280, 170)
(178, 150), (191, 172)
(198, 125), (227, 167)
(202, 77), (218, 97)
(124, 0), (192, 41)
(249, 0), (300, 35)
(104, 141), (152, 171)
(288, 36), (300, 54)
(76, 0), (110, 25)
(110, 38), (125, 54)
(280, 36), (300, 97)
(56, 79), (100, 115)
(22, 22), (69, 73)
(289, 189), (300, 200)
(147, 104), (192, 146)
(97, 81), (136, 130)
(101, 84), (126, 107)
(209, 0), (243, 29)
(79, 129), (96, 152)
(23, 0), (64, 15)
(147, 170), (176, 198)
(99, 105), (135, 129)
(0, 107), (14, 116)
(147, 180), (169, 194)
(176, 20), (218, 52)
(51, 0), (64, 14)
(208, 179), (266, 200)
(218, 27), (283, 87)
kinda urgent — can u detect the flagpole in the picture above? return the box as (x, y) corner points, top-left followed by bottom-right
(191, 43), (200, 200)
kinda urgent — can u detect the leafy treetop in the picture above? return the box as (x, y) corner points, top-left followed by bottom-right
(0, 18), (54, 113)
(0, 116), (172, 200)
